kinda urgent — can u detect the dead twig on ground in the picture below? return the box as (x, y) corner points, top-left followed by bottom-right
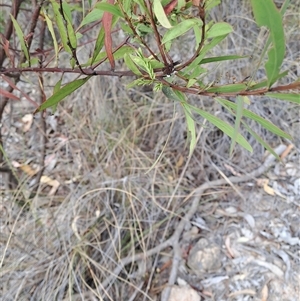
(100, 145), (286, 301)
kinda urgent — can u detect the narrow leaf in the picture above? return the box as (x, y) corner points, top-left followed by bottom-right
(206, 83), (247, 93)
(43, 10), (59, 65)
(10, 14), (30, 62)
(162, 85), (183, 102)
(266, 93), (300, 104)
(162, 19), (201, 44)
(190, 104), (253, 152)
(216, 97), (292, 139)
(153, 0), (172, 28)
(185, 35), (227, 72)
(91, 27), (105, 65)
(182, 103), (196, 156)
(62, 1), (77, 49)
(50, 0), (71, 54)
(95, 2), (123, 17)
(205, 0), (221, 11)
(243, 121), (280, 160)
(102, 0), (115, 70)
(248, 70), (288, 90)
(79, 9), (103, 28)
(124, 53), (143, 75)
(0, 88), (20, 101)
(206, 22), (233, 39)
(34, 77), (91, 113)
(230, 96), (244, 155)
(200, 55), (247, 64)
(1, 75), (37, 106)
(251, 0), (285, 87)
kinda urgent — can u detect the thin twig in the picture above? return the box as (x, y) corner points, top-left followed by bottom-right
(175, 2), (206, 72)
(145, 0), (170, 65)
(117, 0), (160, 61)
(30, 15), (47, 197)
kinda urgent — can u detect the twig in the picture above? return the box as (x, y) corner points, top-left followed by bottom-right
(100, 145), (286, 300)
(175, 2), (206, 72)
(30, 15), (47, 197)
(145, 0), (170, 66)
(117, 0), (160, 61)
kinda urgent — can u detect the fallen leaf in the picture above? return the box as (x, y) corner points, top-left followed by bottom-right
(22, 114), (33, 132)
(280, 144), (294, 160)
(40, 175), (60, 195)
(261, 284), (268, 301)
(228, 289), (256, 297)
(20, 164), (38, 177)
(263, 180), (275, 196)
(176, 154), (184, 168)
(224, 163), (242, 176)
(225, 236), (235, 258)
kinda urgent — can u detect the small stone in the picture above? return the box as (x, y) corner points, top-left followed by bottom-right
(161, 285), (200, 301)
(187, 238), (222, 276)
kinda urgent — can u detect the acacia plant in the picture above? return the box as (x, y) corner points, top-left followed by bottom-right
(0, 0), (299, 159)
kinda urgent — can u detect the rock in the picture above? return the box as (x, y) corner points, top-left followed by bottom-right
(187, 238), (222, 276)
(161, 285), (200, 301)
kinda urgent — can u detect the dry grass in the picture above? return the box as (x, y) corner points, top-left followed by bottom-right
(1, 0), (299, 300)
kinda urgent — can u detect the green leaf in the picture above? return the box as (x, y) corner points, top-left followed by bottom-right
(51, 78), (63, 113)
(206, 83), (247, 93)
(153, 0), (172, 28)
(177, 0), (186, 10)
(185, 35), (227, 72)
(95, 2), (123, 17)
(206, 22), (233, 39)
(185, 65), (206, 79)
(216, 97), (292, 139)
(187, 78), (197, 88)
(205, 0), (221, 11)
(247, 70), (288, 90)
(91, 15), (118, 65)
(62, 1), (77, 49)
(50, 0), (71, 54)
(200, 55), (247, 64)
(230, 96), (244, 155)
(193, 23), (202, 46)
(251, 0), (285, 87)
(131, 55), (154, 79)
(21, 57), (39, 67)
(124, 53), (143, 75)
(43, 10), (59, 66)
(53, 78), (62, 94)
(127, 78), (153, 89)
(243, 121), (280, 160)
(266, 93), (300, 104)
(10, 14), (30, 62)
(113, 46), (134, 60)
(123, 0), (132, 15)
(137, 23), (153, 34)
(162, 19), (201, 44)
(34, 77), (91, 113)
(79, 8), (103, 28)
(190, 104), (253, 152)
(182, 103), (196, 156)
(162, 85), (184, 102)
(133, 0), (148, 14)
